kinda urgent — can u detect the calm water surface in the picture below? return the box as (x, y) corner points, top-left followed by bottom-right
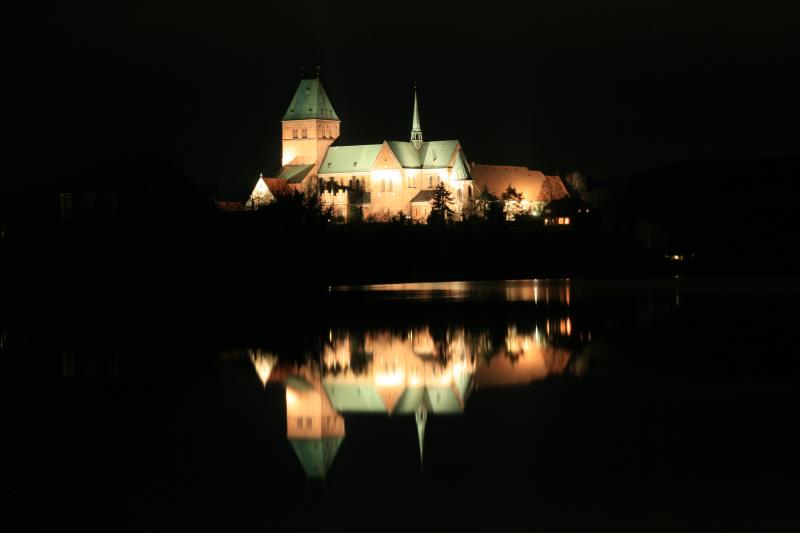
(4, 279), (800, 531)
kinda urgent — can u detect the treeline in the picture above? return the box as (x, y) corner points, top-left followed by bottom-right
(586, 155), (800, 275)
(3, 155), (799, 315)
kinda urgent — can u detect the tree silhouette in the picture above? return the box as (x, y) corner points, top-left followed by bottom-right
(539, 176), (565, 204)
(427, 183), (454, 225)
(475, 187), (502, 221)
(565, 171), (587, 196)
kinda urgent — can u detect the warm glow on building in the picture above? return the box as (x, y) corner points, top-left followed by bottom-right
(267, 322), (587, 479)
(286, 388), (298, 406)
(375, 369), (405, 387)
(249, 350), (277, 387)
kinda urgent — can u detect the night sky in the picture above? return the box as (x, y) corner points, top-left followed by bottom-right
(5, 0), (799, 190)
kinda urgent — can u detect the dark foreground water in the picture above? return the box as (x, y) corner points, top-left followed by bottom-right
(3, 278), (800, 532)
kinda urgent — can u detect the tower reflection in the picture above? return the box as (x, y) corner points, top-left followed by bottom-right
(249, 319), (587, 480)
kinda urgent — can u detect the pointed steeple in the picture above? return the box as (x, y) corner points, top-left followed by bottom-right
(411, 83), (423, 150)
(415, 402), (427, 468)
(283, 78), (339, 121)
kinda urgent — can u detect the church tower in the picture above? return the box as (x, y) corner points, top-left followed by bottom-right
(410, 84), (423, 150)
(281, 71), (340, 179)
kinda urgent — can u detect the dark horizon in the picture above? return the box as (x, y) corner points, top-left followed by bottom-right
(5, 0), (800, 189)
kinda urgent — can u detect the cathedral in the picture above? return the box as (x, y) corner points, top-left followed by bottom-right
(244, 74), (568, 221)
(247, 76), (474, 221)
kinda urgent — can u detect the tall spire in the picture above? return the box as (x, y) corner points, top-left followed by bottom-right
(415, 402), (427, 469)
(411, 83), (423, 150)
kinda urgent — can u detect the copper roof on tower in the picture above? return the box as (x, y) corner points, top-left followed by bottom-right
(283, 78), (339, 121)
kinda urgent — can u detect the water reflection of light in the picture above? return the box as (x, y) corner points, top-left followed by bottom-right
(324, 339), (351, 369)
(269, 320), (588, 480)
(286, 388), (298, 406)
(249, 350), (277, 387)
(336, 280), (576, 305)
(375, 370), (405, 387)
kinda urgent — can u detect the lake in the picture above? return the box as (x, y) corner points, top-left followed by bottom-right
(4, 278), (800, 531)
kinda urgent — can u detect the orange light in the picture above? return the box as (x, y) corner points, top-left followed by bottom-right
(286, 389), (298, 406)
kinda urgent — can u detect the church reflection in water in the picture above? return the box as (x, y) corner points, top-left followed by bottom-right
(243, 317), (589, 480)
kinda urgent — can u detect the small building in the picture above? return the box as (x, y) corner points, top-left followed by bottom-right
(542, 197), (592, 227)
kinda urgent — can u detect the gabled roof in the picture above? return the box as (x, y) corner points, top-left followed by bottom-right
(394, 387), (425, 414)
(392, 385), (466, 415)
(424, 386), (464, 414)
(387, 141), (422, 168)
(323, 383), (387, 412)
(276, 164), (314, 184)
(543, 197), (587, 214)
(386, 140), (461, 169)
(283, 79), (339, 121)
(411, 189), (436, 203)
(289, 437), (343, 479)
(320, 145), (382, 174)
(419, 141), (460, 168)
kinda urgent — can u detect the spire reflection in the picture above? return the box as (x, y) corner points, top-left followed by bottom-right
(244, 318), (587, 480)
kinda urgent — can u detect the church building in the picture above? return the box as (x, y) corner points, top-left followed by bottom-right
(248, 76), (476, 222)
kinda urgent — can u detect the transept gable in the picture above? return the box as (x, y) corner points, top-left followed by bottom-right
(372, 141), (404, 170)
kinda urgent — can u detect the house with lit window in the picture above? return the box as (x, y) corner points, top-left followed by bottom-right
(244, 76), (476, 222)
(542, 197), (592, 227)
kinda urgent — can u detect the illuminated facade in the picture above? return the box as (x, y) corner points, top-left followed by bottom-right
(248, 77), (476, 221)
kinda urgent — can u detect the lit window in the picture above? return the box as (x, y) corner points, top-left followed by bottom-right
(564, 217), (570, 224)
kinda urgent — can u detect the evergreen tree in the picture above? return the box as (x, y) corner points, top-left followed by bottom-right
(427, 183), (454, 224)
